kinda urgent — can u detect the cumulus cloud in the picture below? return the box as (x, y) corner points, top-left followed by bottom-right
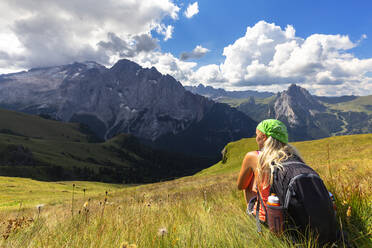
(156, 25), (174, 41)
(180, 45), (210, 61)
(1, 3), (371, 97)
(184, 2), (199, 18)
(98, 33), (159, 58)
(191, 64), (225, 85)
(0, 0), (179, 72)
(133, 51), (197, 84)
(183, 21), (372, 95)
(116, 20), (372, 96)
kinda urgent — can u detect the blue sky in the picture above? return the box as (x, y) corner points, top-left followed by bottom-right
(160, 0), (372, 65)
(0, 0), (371, 95)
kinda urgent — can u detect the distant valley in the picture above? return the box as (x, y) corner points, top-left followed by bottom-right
(190, 83), (372, 141)
(184, 84), (274, 100)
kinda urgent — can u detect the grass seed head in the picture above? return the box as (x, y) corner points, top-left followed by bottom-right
(158, 227), (168, 236)
(120, 241), (129, 248)
(36, 204), (45, 213)
(120, 241), (137, 248)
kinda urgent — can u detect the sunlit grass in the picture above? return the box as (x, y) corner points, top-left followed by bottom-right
(0, 177), (126, 210)
(0, 134), (371, 247)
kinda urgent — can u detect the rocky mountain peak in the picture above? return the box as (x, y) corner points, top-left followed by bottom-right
(268, 84), (326, 136)
(277, 84), (325, 112)
(111, 59), (142, 73)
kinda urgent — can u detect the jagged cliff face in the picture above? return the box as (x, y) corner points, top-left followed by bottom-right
(0, 60), (213, 141)
(268, 84), (330, 140)
(270, 84), (326, 127)
(0, 59), (257, 157)
(238, 84), (337, 141)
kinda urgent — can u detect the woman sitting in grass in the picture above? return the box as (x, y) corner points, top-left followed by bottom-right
(237, 119), (341, 246)
(237, 119), (302, 222)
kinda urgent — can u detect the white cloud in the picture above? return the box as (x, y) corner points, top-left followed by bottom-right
(164, 25), (174, 41)
(184, 2), (199, 18)
(123, 20), (372, 96)
(155, 24), (174, 41)
(180, 45), (210, 60)
(191, 64), (225, 86)
(0, 0), (180, 73)
(1, 5), (371, 97)
(183, 21), (372, 96)
(131, 51), (197, 84)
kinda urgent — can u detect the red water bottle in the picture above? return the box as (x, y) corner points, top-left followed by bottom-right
(267, 194), (284, 235)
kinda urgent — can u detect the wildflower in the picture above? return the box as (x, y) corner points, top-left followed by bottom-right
(36, 204), (45, 214)
(83, 201), (89, 209)
(158, 227), (168, 237)
(346, 206), (352, 217)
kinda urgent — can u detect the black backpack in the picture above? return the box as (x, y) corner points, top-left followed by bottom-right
(256, 156), (340, 246)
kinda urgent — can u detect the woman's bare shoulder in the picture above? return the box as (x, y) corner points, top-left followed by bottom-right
(244, 151), (259, 159)
(242, 151), (259, 168)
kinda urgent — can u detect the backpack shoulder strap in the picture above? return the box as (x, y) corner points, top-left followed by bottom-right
(255, 185), (268, 233)
(269, 166), (279, 195)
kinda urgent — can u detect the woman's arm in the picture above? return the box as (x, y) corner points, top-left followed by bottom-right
(237, 151), (257, 190)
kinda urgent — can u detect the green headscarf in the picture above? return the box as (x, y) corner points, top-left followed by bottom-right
(256, 119), (288, 144)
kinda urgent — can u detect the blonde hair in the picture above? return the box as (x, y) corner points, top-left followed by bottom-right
(257, 136), (303, 186)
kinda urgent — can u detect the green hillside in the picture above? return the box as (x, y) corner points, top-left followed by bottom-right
(0, 108), (211, 183)
(323, 95), (372, 114)
(0, 134), (371, 247)
(218, 95), (275, 108)
(0, 108), (96, 142)
(199, 133), (372, 180)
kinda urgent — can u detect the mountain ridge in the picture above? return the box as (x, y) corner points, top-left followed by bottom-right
(236, 84), (372, 141)
(0, 59), (257, 158)
(184, 83), (274, 100)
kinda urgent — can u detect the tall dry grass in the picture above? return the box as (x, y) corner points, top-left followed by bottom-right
(1, 134), (371, 247)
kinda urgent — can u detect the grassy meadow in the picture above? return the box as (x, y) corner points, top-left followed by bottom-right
(0, 134), (371, 247)
(0, 177), (127, 210)
(323, 95), (372, 114)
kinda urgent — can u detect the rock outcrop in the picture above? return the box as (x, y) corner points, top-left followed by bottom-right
(238, 84), (341, 141)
